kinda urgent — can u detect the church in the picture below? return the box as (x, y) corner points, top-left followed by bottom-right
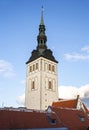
(0, 7), (89, 130)
(25, 7), (59, 110)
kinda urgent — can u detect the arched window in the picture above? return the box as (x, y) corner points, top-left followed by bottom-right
(41, 39), (43, 44)
(32, 81), (35, 90)
(30, 66), (32, 72)
(33, 64), (35, 71)
(36, 63), (38, 70)
(52, 65), (55, 72)
(49, 81), (52, 89)
(49, 64), (51, 71)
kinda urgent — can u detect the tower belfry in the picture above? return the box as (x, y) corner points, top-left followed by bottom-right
(25, 7), (59, 110)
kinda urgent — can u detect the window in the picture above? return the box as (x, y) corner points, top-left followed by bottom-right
(32, 81), (35, 90)
(45, 63), (48, 71)
(33, 64), (35, 71)
(41, 39), (43, 44)
(36, 63), (38, 70)
(49, 81), (52, 89)
(52, 65), (55, 72)
(49, 64), (51, 71)
(47, 115), (56, 125)
(78, 115), (85, 122)
(45, 105), (47, 108)
(30, 66), (32, 72)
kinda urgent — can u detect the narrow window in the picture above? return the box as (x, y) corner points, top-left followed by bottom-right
(36, 63), (38, 70)
(45, 105), (47, 108)
(45, 63), (48, 71)
(30, 66), (32, 72)
(52, 65), (55, 72)
(33, 64), (35, 71)
(49, 81), (52, 89)
(49, 64), (51, 71)
(41, 39), (43, 44)
(32, 81), (35, 90)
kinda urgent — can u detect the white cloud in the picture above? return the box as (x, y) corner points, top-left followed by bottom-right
(65, 53), (89, 61)
(58, 86), (78, 99)
(59, 84), (89, 99)
(65, 45), (89, 61)
(16, 94), (25, 106)
(0, 60), (16, 77)
(59, 84), (89, 108)
(81, 45), (89, 53)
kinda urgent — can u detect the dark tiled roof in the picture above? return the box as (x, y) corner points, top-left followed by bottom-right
(26, 49), (58, 64)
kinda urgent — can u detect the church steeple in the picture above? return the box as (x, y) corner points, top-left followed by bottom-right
(37, 6), (47, 53)
(26, 7), (58, 64)
(25, 7), (59, 110)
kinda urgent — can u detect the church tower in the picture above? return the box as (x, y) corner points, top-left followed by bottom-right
(25, 7), (59, 110)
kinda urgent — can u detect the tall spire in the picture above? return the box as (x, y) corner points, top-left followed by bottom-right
(26, 6), (58, 64)
(40, 6), (44, 25)
(37, 6), (47, 53)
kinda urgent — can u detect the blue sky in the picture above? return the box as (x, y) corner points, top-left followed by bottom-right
(0, 0), (89, 108)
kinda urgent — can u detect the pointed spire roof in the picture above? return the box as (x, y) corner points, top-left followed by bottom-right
(26, 7), (58, 64)
(40, 6), (44, 25)
(37, 6), (47, 53)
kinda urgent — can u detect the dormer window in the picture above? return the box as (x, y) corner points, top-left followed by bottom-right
(46, 115), (56, 125)
(78, 115), (85, 122)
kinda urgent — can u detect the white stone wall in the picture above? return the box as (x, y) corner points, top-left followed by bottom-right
(25, 57), (59, 110)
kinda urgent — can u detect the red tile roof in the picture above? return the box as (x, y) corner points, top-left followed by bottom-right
(0, 106), (89, 130)
(52, 106), (89, 130)
(52, 99), (77, 108)
(52, 97), (89, 115)
(0, 95), (89, 130)
(0, 108), (64, 129)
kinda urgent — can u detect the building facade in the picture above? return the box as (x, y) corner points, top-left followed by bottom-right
(25, 8), (59, 110)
